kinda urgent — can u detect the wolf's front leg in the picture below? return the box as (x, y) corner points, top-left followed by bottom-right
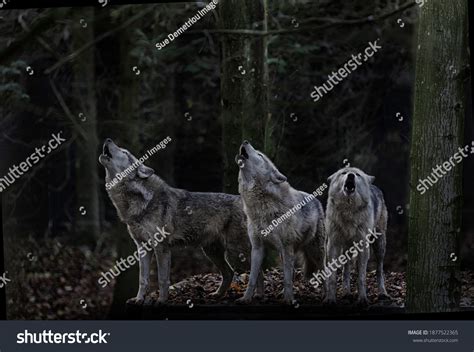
(154, 246), (171, 303)
(373, 231), (390, 300)
(342, 260), (352, 298)
(356, 246), (370, 306)
(281, 245), (295, 304)
(255, 270), (265, 298)
(237, 241), (264, 304)
(127, 249), (152, 304)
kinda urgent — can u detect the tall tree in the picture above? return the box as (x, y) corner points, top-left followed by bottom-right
(407, 0), (468, 313)
(108, 6), (142, 317)
(219, 0), (272, 194)
(72, 7), (101, 244)
(0, 200), (5, 319)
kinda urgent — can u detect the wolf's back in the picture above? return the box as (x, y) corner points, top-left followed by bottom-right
(190, 191), (250, 271)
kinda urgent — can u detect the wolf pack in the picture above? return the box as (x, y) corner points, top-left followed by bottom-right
(99, 138), (390, 306)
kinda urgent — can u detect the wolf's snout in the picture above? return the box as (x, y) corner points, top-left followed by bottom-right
(102, 139), (114, 159)
(344, 173), (356, 194)
(240, 145), (249, 159)
(103, 145), (112, 158)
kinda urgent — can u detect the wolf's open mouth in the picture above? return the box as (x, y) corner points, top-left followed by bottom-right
(103, 144), (112, 159)
(240, 145), (249, 159)
(344, 179), (355, 194)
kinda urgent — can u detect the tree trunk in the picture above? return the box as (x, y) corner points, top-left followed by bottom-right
(406, 0), (468, 313)
(219, 0), (271, 194)
(0, 200), (5, 319)
(72, 7), (101, 245)
(108, 7), (142, 318)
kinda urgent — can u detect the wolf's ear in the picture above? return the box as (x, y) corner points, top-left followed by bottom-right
(366, 174), (375, 184)
(270, 170), (287, 184)
(137, 164), (154, 179)
(327, 172), (337, 184)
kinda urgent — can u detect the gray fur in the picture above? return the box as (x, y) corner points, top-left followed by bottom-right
(325, 167), (389, 305)
(235, 141), (326, 304)
(99, 139), (260, 304)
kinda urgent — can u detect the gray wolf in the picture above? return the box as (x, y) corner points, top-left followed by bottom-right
(99, 138), (259, 304)
(325, 167), (389, 305)
(235, 141), (326, 304)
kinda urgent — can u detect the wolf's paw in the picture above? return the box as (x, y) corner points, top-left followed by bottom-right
(143, 297), (154, 306)
(210, 291), (225, 299)
(153, 299), (168, 307)
(236, 296), (252, 304)
(377, 293), (392, 301)
(341, 293), (354, 303)
(126, 297), (144, 305)
(283, 296), (295, 305)
(356, 297), (369, 307)
(323, 297), (336, 306)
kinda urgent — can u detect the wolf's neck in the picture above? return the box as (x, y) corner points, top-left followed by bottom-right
(242, 179), (292, 208)
(330, 195), (369, 214)
(147, 174), (169, 191)
(108, 174), (170, 223)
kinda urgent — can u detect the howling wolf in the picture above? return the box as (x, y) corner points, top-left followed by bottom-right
(325, 167), (389, 305)
(99, 138), (259, 304)
(235, 141), (326, 304)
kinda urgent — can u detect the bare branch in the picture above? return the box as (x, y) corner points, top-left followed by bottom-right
(186, 2), (417, 37)
(44, 5), (157, 75)
(48, 78), (89, 141)
(0, 9), (59, 65)
(18, 12), (60, 59)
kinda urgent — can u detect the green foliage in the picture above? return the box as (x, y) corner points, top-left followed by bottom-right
(0, 60), (30, 105)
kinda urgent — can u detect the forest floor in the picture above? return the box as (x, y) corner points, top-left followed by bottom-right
(148, 269), (474, 308)
(5, 237), (115, 320)
(4, 238), (474, 319)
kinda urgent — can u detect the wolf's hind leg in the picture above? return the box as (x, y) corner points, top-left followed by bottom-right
(202, 241), (234, 298)
(323, 238), (339, 305)
(374, 205), (390, 300)
(304, 222), (327, 300)
(281, 245), (295, 304)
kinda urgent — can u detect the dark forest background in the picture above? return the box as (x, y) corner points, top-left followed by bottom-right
(0, 0), (472, 319)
